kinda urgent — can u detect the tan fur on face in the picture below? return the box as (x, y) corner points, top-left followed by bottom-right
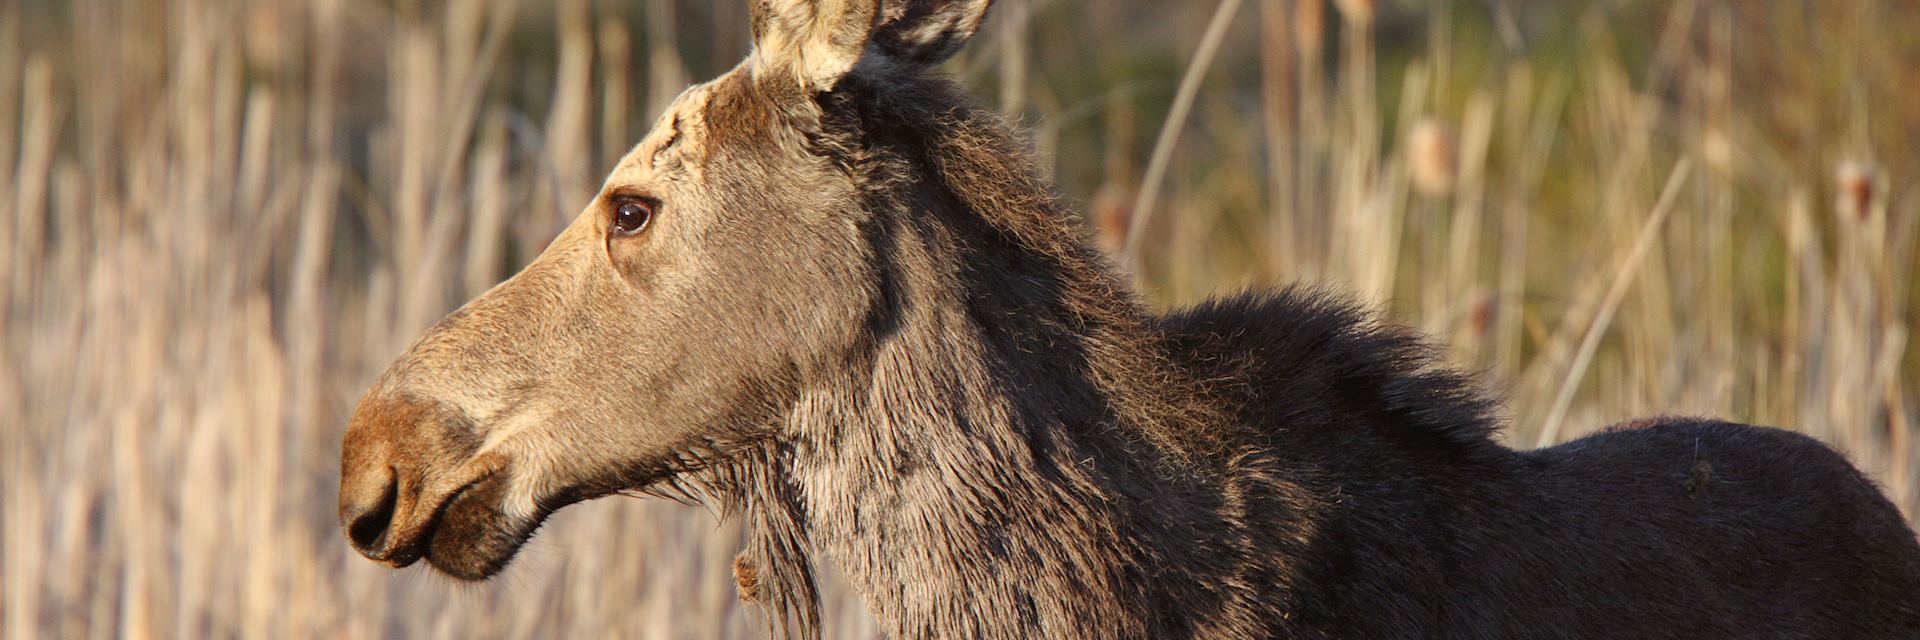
(338, 50), (880, 582)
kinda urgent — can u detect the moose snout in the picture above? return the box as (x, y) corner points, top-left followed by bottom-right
(338, 392), (475, 566)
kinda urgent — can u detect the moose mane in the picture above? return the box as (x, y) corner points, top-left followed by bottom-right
(711, 68), (1506, 638)
(832, 69), (1501, 465)
(832, 71), (1254, 466)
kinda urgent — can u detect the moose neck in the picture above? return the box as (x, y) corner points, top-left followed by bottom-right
(792, 279), (1229, 637)
(741, 81), (1316, 638)
(779, 98), (1293, 636)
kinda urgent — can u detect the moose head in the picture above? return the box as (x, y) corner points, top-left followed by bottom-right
(340, 0), (1011, 583)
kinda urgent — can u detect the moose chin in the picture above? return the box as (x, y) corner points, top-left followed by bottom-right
(340, 0), (1920, 638)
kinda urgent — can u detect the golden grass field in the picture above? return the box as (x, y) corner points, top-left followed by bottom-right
(3, 0), (1916, 637)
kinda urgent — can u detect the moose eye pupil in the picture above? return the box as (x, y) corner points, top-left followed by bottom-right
(614, 202), (652, 234)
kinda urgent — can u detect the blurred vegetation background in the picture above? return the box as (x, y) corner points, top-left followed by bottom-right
(3, 0), (1916, 637)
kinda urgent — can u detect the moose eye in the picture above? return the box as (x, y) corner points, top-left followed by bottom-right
(611, 201), (654, 236)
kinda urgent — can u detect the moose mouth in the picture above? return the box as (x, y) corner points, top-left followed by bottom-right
(351, 469), (534, 581)
(402, 468), (660, 581)
(402, 472), (539, 580)
(365, 468), (573, 581)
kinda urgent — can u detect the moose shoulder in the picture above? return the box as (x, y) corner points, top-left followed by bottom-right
(338, 0), (1920, 637)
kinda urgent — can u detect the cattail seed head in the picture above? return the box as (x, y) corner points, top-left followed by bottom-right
(1091, 182), (1135, 257)
(1835, 161), (1880, 221)
(1408, 119), (1458, 198)
(1468, 289), (1498, 339)
(1700, 128), (1734, 176)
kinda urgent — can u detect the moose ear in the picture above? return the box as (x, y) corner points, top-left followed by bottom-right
(872, 0), (994, 66)
(751, 0), (882, 92)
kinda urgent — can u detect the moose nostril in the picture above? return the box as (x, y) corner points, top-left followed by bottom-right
(346, 471), (399, 555)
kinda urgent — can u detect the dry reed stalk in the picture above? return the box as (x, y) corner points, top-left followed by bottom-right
(11, 57), (56, 297)
(465, 116), (514, 298)
(1329, 0), (1395, 305)
(600, 19), (635, 168)
(998, 0), (1031, 116)
(1490, 65), (1565, 383)
(1331, 0), (1372, 29)
(1291, 0), (1327, 271)
(1126, 0), (1247, 268)
(541, 0), (597, 244)
(1442, 96), (1494, 356)
(2, 316), (34, 640)
(1785, 191), (1824, 437)
(0, 10), (19, 216)
(1259, 0), (1298, 274)
(646, 0), (690, 120)
(1539, 161), (1693, 447)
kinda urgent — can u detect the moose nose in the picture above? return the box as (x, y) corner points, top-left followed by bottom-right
(343, 465), (399, 556)
(339, 392), (451, 565)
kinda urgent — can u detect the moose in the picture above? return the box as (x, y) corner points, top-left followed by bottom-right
(339, 0), (1920, 637)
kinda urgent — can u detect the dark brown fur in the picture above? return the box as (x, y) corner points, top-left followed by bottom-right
(728, 71), (1920, 638)
(340, 2), (1920, 638)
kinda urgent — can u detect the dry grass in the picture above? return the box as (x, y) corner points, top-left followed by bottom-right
(3, 1), (1915, 637)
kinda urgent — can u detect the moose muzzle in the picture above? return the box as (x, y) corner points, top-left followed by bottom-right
(338, 391), (488, 567)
